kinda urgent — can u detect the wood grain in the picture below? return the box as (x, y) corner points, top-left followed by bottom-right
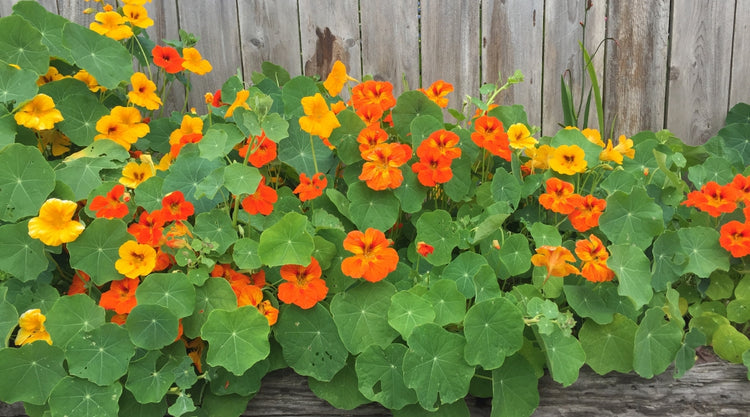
(0, 0), (57, 16)
(729, 0), (750, 113)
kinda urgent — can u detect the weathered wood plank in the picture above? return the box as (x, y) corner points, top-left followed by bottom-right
(359, 0), (420, 97)
(420, 0), (481, 121)
(666, 1), (735, 145)
(0, 0), (57, 16)
(729, 0), (750, 112)
(237, 0), (302, 81)
(604, 0), (670, 138)
(55, 0), (94, 26)
(482, 0), (544, 127)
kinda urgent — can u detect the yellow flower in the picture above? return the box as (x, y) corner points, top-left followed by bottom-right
(549, 144), (587, 175)
(94, 106), (150, 150)
(600, 135), (635, 164)
(37, 130), (71, 156)
(115, 240), (157, 278)
(224, 89), (250, 118)
(169, 114), (203, 145)
(122, 0), (151, 5)
(122, 4), (154, 28)
(37, 66), (66, 86)
(28, 198), (85, 246)
(128, 72), (162, 110)
(14, 94), (64, 131)
(507, 123), (537, 149)
(323, 60), (356, 96)
(73, 69), (105, 92)
(524, 144), (554, 172)
(156, 153), (173, 171)
(120, 160), (155, 189)
(90, 11), (133, 41)
(181, 47), (213, 75)
(581, 128), (604, 147)
(15, 309), (52, 346)
(299, 93), (341, 138)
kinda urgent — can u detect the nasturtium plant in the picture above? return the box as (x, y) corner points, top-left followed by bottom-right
(2, 2), (750, 417)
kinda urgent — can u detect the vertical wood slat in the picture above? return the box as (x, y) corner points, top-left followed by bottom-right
(56, 0), (94, 26)
(420, 0), (481, 121)
(482, 0), (544, 127)
(667, 1), (735, 145)
(0, 0), (57, 16)
(359, 0), (420, 97)
(604, 0), (670, 139)
(237, 0), (302, 81)
(729, 0), (750, 113)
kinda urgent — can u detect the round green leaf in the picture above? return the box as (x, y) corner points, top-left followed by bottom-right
(194, 209), (238, 255)
(463, 298), (524, 370)
(65, 323), (136, 386)
(529, 222), (562, 247)
(277, 120), (336, 176)
(0, 144), (56, 222)
(136, 272), (196, 318)
(677, 227), (730, 278)
(497, 233), (532, 276)
(422, 279), (466, 326)
(415, 209), (459, 266)
(68, 218), (130, 285)
(599, 188), (664, 250)
(126, 304), (179, 350)
(388, 290), (436, 339)
(12, 1), (74, 62)
(491, 354), (540, 417)
(727, 298), (750, 323)
(48, 376), (122, 417)
(327, 109), (366, 165)
(491, 168), (522, 210)
(563, 281), (616, 325)
(45, 294), (106, 349)
(391, 90), (444, 138)
(651, 231), (686, 291)
(124, 350), (177, 404)
(223, 162), (262, 196)
(207, 360), (268, 397)
(308, 358), (370, 410)
(0, 220), (47, 281)
(0, 342), (66, 405)
(537, 326), (585, 387)
(441, 251), (487, 298)
(258, 211), (314, 267)
(0, 16), (49, 74)
(579, 314), (637, 375)
(347, 182), (400, 232)
(0, 298), (18, 344)
(182, 277), (237, 338)
(39, 78), (109, 147)
(330, 281), (399, 354)
(0, 64), (38, 104)
(712, 323), (750, 363)
(633, 307), (683, 378)
(402, 323), (474, 411)
(161, 145), (224, 213)
(608, 244), (653, 308)
(473, 264), (503, 303)
(393, 167), (427, 214)
(232, 237), (261, 270)
(201, 306), (270, 376)
(62, 23), (133, 89)
(133, 176), (165, 212)
(355, 343), (417, 409)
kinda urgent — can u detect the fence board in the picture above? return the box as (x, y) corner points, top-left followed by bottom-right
(421, 0), (481, 122)
(0, 0), (57, 16)
(55, 0), (93, 26)
(482, 0), (544, 128)
(359, 0), (420, 97)
(730, 0), (750, 113)
(237, 0), (302, 81)
(604, 0), (670, 139)
(667, 1), (735, 145)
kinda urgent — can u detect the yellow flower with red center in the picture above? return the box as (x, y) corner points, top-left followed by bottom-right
(128, 72), (162, 110)
(28, 198), (85, 246)
(14, 94), (64, 131)
(420, 80), (453, 108)
(341, 228), (399, 282)
(549, 144), (587, 175)
(122, 4), (153, 28)
(15, 309), (52, 346)
(115, 240), (157, 278)
(94, 106), (150, 150)
(37, 66), (66, 86)
(575, 235), (615, 283)
(299, 93), (341, 138)
(323, 60), (357, 96)
(181, 47), (213, 75)
(507, 123), (537, 149)
(90, 11), (133, 40)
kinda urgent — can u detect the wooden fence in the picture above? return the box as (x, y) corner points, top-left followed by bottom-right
(1, 0), (749, 145)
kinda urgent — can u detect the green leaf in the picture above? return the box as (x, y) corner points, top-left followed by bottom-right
(39, 78), (109, 147)
(48, 376), (121, 417)
(327, 109), (367, 164)
(489, 104), (529, 128)
(497, 233), (532, 276)
(391, 90), (444, 139)
(62, 22), (133, 89)
(0, 64), (38, 104)
(0, 298), (18, 345)
(54, 155), (120, 201)
(633, 307), (683, 378)
(608, 244), (653, 308)
(0, 15), (49, 74)
(579, 314), (637, 374)
(537, 326), (585, 386)
(330, 281), (399, 354)
(491, 168), (521, 209)
(126, 304), (180, 350)
(274, 304), (348, 382)
(599, 188), (664, 250)
(712, 323), (750, 363)
(207, 360), (268, 397)
(258, 211), (315, 267)
(12, 1), (73, 62)
(651, 231), (686, 291)
(675, 328), (706, 378)
(281, 75), (318, 116)
(563, 281), (616, 325)
(136, 272), (196, 318)
(308, 358), (370, 410)
(529, 222), (561, 247)
(463, 298), (525, 370)
(415, 209), (459, 266)
(68, 218), (131, 285)
(717, 123), (750, 166)
(277, 121), (336, 176)
(162, 145), (224, 213)
(198, 125), (242, 161)
(193, 209), (238, 255)
(402, 323), (474, 411)
(473, 265), (503, 303)
(45, 294), (106, 349)
(393, 401), (471, 417)
(441, 251), (487, 298)
(388, 290), (436, 339)
(491, 354), (540, 417)
(65, 323), (135, 386)
(423, 279), (466, 326)
(201, 306), (270, 375)
(260, 112), (289, 142)
(727, 298), (750, 323)
(550, 128), (603, 169)
(0, 342), (66, 405)
(394, 167), (427, 214)
(0, 144), (56, 222)
(356, 343), (417, 409)
(183, 278), (237, 338)
(677, 227), (730, 278)
(347, 182), (400, 232)
(167, 392), (196, 417)
(232, 238), (261, 270)
(0, 220), (47, 281)
(222, 162), (262, 196)
(117, 389), (167, 417)
(705, 270), (734, 300)
(124, 350), (177, 404)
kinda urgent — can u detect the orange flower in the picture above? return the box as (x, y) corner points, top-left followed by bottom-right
(161, 191), (194, 222)
(524, 144), (554, 172)
(531, 245), (580, 282)
(15, 309), (52, 346)
(223, 89), (250, 118)
(538, 177), (582, 215)
(550, 144), (587, 175)
(170, 115), (204, 144)
(330, 100), (347, 114)
(14, 94), (64, 131)
(471, 115), (511, 161)
(323, 60), (357, 96)
(682, 181), (739, 217)
(581, 128), (604, 147)
(89, 184), (130, 219)
(128, 72), (162, 110)
(170, 132), (203, 158)
(278, 257), (328, 309)
(575, 235), (614, 283)
(355, 103), (384, 126)
(90, 11), (133, 40)
(236, 284), (264, 308)
(417, 242), (434, 257)
(99, 278), (140, 314)
(507, 123), (537, 149)
(120, 159), (155, 189)
(94, 106), (150, 150)
(568, 194), (606, 232)
(420, 80), (453, 108)
(241, 177), (278, 215)
(341, 228), (399, 282)
(357, 125), (389, 154)
(73, 69), (105, 92)
(420, 129), (462, 160)
(258, 300), (279, 326)
(299, 93), (341, 137)
(719, 221), (750, 258)
(152, 45), (184, 73)
(181, 47), (212, 75)
(359, 143), (412, 190)
(729, 174), (750, 204)
(351, 80), (396, 112)
(239, 131), (277, 168)
(128, 209), (166, 246)
(411, 152), (453, 187)
(68, 270), (91, 295)
(122, 4), (153, 28)
(293, 172), (327, 202)
(28, 198), (85, 246)
(115, 240), (157, 278)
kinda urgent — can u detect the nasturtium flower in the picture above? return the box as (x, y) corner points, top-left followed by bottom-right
(73, 69), (105, 92)
(68, 270), (91, 295)
(600, 135), (635, 164)
(299, 93), (341, 138)
(170, 132), (203, 157)
(359, 143), (412, 191)
(524, 144), (554, 172)
(120, 159), (155, 189)
(330, 100), (347, 114)
(471, 115), (511, 161)
(575, 234), (615, 283)
(242, 177), (278, 216)
(341, 228), (399, 282)
(507, 123), (537, 149)
(28, 198), (85, 246)
(239, 131), (277, 168)
(182, 47), (213, 75)
(128, 72), (162, 110)
(568, 194), (607, 232)
(420, 80), (453, 108)
(115, 240), (157, 278)
(169, 114), (203, 148)
(37, 66), (66, 86)
(531, 245), (580, 282)
(89, 184), (130, 219)
(411, 152), (454, 187)
(538, 177), (582, 215)
(94, 106), (150, 150)
(729, 174), (750, 204)
(90, 11), (133, 40)
(161, 191), (195, 222)
(14, 94), (64, 131)
(719, 221), (750, 258)
(293, 172), (327, 202)
(682, 181), (739, 217)
(357, 125), (389, 154)
(122, 4), (154, 28)
(236, 284), (264, 308)
(355, 103), (384, 126)
(418, 129), (462, 161)
(549, 144), (587, 175)
(99, 278), (139, 314)
(351, 80), (396, 112)
(417, 241), (434, 257)
(581, 128), (604, 147)
(15, 309), (52, 346)
(258, 300), (279, 326)
(323, 60), (356, 96)
(152, 45), (184, 73)
(37, 130), (71, 156)
(278, 257), (328, 309)
(128, 209), (166, 246)
(224, 89), (250, 118)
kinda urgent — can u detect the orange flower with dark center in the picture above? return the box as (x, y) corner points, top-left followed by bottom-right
(89, 184), (130, 219)
(115, 240), (157, 279)
(161, 191), (194, 222)
(242, 177), (278, 215)
(359, 143), (412, 190)
(575, 235), (614, 283)
(719, 221), (750, 258)
(418, 129), (462, 161)
(123, 4), (154, 28)
(568, 194), (607, 232)
(682, 181), (740, 217)
(538, 177), (582, 215)
(170, 132), (203, 158)
(355, 103), (384, 126)
(239, 131), (277, 168)
(351, 80), (396, 112)
(170, 115), (204, 144)
(420, 80), (453, 108)
(152, 45), (184, 74)
(729, 174), (750, 204)
(99, 278), (140, 314)
(128, 209), (166, 246)
(293, 172), (327, 202)
(411, 152), (453, 187)
(341, 228), (399, 282)
(531, 245), (580, 283)
(15, 309), (52, 346)
(550, 144), (587, 175)
(357, 125), (389, 154)
(417, 241), (434, 257)
(278, 257), (328, 309)
(471, 115), (511, 161)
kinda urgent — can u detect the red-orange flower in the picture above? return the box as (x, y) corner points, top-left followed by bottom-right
(128, 209), (166, 246)
(238, 131), (277, 168)
(99, 278), (139, 314)
(575, 235), (614, 283)
(538, 177), (582, 215)
(531, 245), (580, 282)
(471, 115), (511, 161)
(351, 80), (396, 112)
(258, 300), (279, 326)
(170, 132), (203, 158)
(420, 80), (453, 108)
(359, 143), (412, 190)
(719, 221), (750, 258)
(152, 45), (184, 74)
(89, 184), (130, 219)
(728, 174), (750, 204)
(417, 242), (434, 257)
(241, 177), (278, 215)
(357, 125), (389, 154)
(682, 181), (740, 217)
(293, 172), (327, 202)
(68, 270), (91, 295)
(356, 103), (384, 126)
(236, 284), (264, 308)
(278, 257), (328, 309)
(161, 191), (194, 222)
(411, 152), (453, 187)
(418, 129), (461, 161)
(568, 194), (607, 232)
(341, 228), (399, 282)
